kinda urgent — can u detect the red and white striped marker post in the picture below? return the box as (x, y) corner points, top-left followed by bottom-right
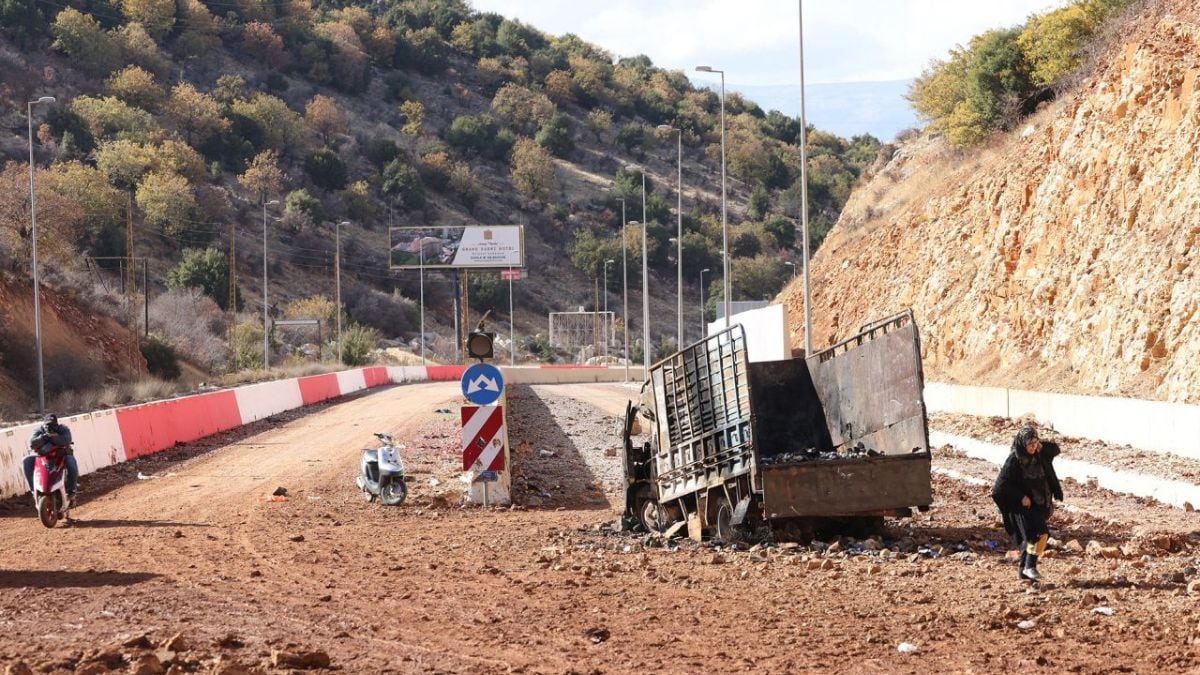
(461, 405), (506, 505)
(461, 405), (506, 472)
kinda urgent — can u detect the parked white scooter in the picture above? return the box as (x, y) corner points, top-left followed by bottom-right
(356, 433), (408, 506)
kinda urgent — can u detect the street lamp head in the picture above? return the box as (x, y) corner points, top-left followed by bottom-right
(266, 199), (280, 206)
(656, 124), (677, 132)
(623, 164), (641, 173)
(338, 220), (350, 226)
(627, 220), (639, 226)
(702, 268), (711, 273)
(35, 96), (56, 104)
(605, 259), (615, 264)
(669, 237), (678, 243)
(695, 66), (715, 73)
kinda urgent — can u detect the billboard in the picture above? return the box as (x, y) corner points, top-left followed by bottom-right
(389, 226), (525, 269)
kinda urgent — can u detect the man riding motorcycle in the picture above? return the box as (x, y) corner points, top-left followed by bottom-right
(24, 414), (78, 507)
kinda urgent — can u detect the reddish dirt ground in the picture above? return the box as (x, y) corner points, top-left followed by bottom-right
(0, 383), (1198, 673)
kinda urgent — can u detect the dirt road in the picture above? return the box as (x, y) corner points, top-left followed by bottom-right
(1, 382), (1199, 673)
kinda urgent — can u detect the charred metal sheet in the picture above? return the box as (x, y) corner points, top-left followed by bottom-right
(806, 316), (928, 455)
(761, 453), (933, 518)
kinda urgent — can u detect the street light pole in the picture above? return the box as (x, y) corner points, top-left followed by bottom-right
(625, 165), (649, 380)
(699, 268), (711, 339)
(419, 244), (425, 364)
(657, 124), (683, 349)
(603, 259), (614, 359)
(696, 66), (729, 327)
(27, 95), (55, 414)
(262, 198), (279, 369)
(798, 1), (813, 355)
(618, 199), (628, 382)
(508, 267), (514, 367)
(336, 221), (348, 364)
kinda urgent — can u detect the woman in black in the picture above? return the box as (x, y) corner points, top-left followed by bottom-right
(991, 425), (1063, 581)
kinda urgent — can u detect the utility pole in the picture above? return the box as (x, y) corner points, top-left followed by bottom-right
(336, 221), (348, 364)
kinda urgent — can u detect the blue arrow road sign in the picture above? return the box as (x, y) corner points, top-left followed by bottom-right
(462, 362), (504, 405)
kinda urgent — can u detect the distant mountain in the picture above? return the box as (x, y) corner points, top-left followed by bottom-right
(733, 79), (919, 142)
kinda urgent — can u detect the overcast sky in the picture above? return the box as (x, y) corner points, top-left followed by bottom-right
(468, 1), (1067, 86)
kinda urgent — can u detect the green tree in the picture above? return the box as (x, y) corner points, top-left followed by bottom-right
(137, 170), (196, 236)
(165, 83), (229, 145)
(285, 189), (324, 224)
(381, 158), (425, 209)
(231, 320), (264, 370)
(764, 216), (796, 249)
(231, 94), (306, 150)
(95, 139), (156, 190)
(166, 247), (233, 309)
(748, 185), (771, 220)
(617, 122), (647, 154)
(119, 0), (175, 39)
(1018, 4), (1096, 88)
(509, 138), (557, 200)
(399, 100), (424, 135)
(70, 95), (156, 141)
(490, 83), (555, 136)
(339, 323), (380, 365)
(535, 112), (574, 157)
(731, 255), (788, 301)
(105, 65), (165, 111)
(238, 150), (286, 200)
(51, 8), (120, 75)
(305, 148), (348, 191)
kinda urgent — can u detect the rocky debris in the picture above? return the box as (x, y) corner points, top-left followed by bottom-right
(760, 442), (882, 466)
(583, 627), (610, 644)
(289, 534), (306, 542)
(129, 654), (164, 675)
(4, 663), (32, 675)
(272, 486), (288, 497)
(270, 649), (331, 670)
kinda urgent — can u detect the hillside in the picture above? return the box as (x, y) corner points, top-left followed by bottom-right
(779, 0), (1200, 403)
(0, 0), (878, 415)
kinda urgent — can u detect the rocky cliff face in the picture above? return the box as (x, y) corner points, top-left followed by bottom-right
(780, 0), (1200, 402)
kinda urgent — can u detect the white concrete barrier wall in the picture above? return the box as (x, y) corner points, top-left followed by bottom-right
(0, 423), (36, 497)
(931, 431), (1200, 509)
(928, 382), (1200, 460)
(234, 379), (305, 423)
(335, 369), (368, 395)
(68, 410), (126, 475)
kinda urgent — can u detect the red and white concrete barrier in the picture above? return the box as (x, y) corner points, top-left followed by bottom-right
(0, 365), (634, 501)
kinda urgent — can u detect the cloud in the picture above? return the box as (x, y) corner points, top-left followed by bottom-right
(469, 0), (1067, 85)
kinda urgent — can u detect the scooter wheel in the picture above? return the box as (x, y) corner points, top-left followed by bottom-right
(379, 480), (407, 506)
(36, 494), (58, 528)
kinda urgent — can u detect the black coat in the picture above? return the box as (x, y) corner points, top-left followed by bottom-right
(992, 440), (1062, 539)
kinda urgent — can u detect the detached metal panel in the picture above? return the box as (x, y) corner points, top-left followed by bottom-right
(806, 312), (929, 456)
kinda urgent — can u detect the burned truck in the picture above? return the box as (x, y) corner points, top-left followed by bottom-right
(622, 310), (932, 541)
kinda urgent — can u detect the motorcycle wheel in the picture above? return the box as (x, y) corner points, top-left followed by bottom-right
(379, 478), (407, 506)
(36, 494), (59, 528)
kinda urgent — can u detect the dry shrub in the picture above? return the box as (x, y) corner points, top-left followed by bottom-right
(150, 288), (228, 370)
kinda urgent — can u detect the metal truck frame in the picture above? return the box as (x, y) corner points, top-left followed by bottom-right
(622, 310), (932, 541)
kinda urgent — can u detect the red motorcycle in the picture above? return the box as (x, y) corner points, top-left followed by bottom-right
(32, 446), (72, 528)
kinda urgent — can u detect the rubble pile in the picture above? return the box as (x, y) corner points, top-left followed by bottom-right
(761, 442), (882, 465)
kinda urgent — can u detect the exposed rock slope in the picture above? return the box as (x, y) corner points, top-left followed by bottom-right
(782, 1), (1200, 403)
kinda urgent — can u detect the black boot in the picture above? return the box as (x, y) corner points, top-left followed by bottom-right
(1017, 550), (1028, 579)
(1021, 553), (1040, 581)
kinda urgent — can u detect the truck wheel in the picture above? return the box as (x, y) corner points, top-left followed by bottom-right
(637, 498), (667, 534)
(713, 495), (745, 545)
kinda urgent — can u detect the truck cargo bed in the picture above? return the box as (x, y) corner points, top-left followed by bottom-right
(761, 452), (932, 519)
